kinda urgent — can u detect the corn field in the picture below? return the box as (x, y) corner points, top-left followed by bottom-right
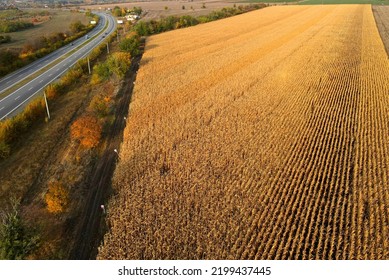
(98, 5), (389, 259)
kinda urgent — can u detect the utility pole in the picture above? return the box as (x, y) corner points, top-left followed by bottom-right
(43, 92), (50, 120)
(87, 57), (91, 74)
(106, 42), (110, 54)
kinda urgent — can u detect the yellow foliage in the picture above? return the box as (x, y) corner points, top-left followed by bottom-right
(45, 182), (69, 214)
(70, 115), (102, 149)
(45, 83), (61, 100)
(90, 73), (102, 85)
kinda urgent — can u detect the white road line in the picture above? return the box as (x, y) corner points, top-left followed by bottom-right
(39, 80), (44, 83)
(15, 96), (20, 100)
(0, 107), (4, 111)
(0, 14), (113, 120)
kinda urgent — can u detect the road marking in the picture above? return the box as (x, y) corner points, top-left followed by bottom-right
(39, 80), (44, 83)
(49, 74), (53, 77)
(29, 87), (33, 90)
(0, 107), (4, 111)
(15, 96), (20, 100)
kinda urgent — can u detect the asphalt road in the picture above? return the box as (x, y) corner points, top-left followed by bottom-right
(0, 12), (117, 120)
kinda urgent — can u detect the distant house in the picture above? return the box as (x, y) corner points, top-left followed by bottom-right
(125, 14), (140, 22)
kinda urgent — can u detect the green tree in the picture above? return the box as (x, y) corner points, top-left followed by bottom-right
(0, 200), (39, 259)
(69, 20), (85, 34)
(134, 21), (150, 36)
(90, 94), (112, 118)
(91, 62), (111, 84)
(132, 6), (143, 16)
(113, 6), (123, 17)
(107, 52), (132, 79)
(119, 35), (140, 56)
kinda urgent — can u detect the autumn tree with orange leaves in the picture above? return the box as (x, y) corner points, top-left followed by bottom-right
(70, 115), (102, 149)
(45, 182), (69, 214)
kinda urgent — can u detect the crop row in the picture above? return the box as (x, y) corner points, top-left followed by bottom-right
(98, 5), (389, 260)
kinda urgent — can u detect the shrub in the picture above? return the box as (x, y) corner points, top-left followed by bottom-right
(60, 67), (83, 87)
(11, 114), (30, 136)
(69, 20), (86, 34)
(107, 52), (132, 79)
(119, 35), (140, 56)
(45, 83), (61, 100)
(22, 98), (45, 123)
(90, 94), (112, 118)
(134, 21), (151, 36)
(0, 35), (11, 44)
(176, 15), (199, 29)
(132, 6), (143, 16)
(70, 115), (102, 149)
(0, 118), (13, 143)
(0, 141), (10, 159)
(0, 21), (34, 33)
(0, 200), (39, 259)
(0, 97), (45, 161)
(45, 182), (69, 214)
(113, 6), (123, 17)
(91, 62), (111, 84)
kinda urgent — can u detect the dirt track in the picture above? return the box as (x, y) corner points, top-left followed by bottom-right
(70, 46), (143, 260)
(373, 6), (389, 56)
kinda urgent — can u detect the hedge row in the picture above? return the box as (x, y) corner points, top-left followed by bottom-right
(133, 4), (266, 36)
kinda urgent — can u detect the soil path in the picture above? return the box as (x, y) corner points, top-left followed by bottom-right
(373, 6), (389, 56)
(70, 49), (143, 260)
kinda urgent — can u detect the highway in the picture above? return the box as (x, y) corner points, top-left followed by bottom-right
(0, 12), (117, 120)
